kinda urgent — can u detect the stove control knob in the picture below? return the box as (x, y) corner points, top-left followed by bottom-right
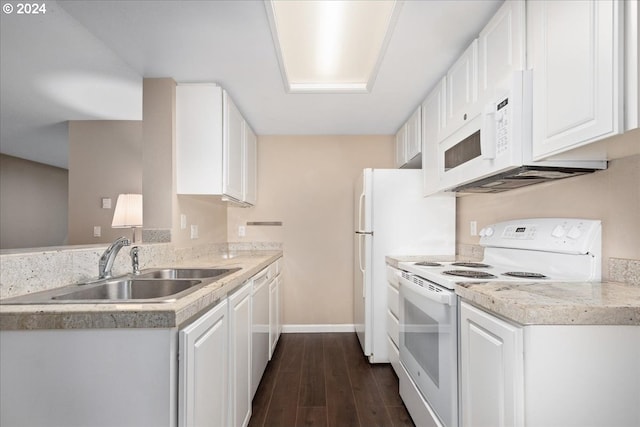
(484, 227), (494, 237)
(479, 228), (486, 237)
(567, 226), (582, 239)
(551, 225), (567, 238)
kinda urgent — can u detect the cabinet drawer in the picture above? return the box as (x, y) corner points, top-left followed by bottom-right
(387, 309), (399, 347)
(387, 335), (400, 377)
(387, 284), (399, 318)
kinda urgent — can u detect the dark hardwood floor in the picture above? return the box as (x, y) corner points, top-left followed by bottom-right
(249, 333), (415, 427)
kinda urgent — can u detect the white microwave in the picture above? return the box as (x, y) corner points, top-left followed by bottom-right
(436, 71), (603, 193)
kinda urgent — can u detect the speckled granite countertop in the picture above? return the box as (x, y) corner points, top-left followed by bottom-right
(0, 251), (282, 331)
(387, 255), (640, 326)
(456, 281), (640, 326)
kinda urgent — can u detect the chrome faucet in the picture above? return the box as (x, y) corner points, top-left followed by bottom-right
(130, 246), (140, 275)
(98, 237), (131, 279)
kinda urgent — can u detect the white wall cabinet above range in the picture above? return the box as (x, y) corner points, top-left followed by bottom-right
(528, 0), (624, 160)
(176, 84), (257, 206)
(395, 106), (422, 168)
(478, 0), (526, 104)
(439, 40), (479, 143)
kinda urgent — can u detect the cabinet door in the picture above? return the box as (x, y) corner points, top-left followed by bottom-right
(460, 301), (523, 427)
(251, 270), (270, 399)
(422, 87), (441, 196)
(179, 300), (229, 427)
(269, 276), (281, 359)
(395, 123), (407, 167)
(229, 281), (252, 427)
(626, 0), (639, 131)
(441, 40), (479, 141)
(478, 0), (525, 103)
(529, 0), (623, 159)
(223, 91), (245, 201)
(176, 84), (224, 195)
(406, 106), (422, 161)
(243, 122), (257, 205)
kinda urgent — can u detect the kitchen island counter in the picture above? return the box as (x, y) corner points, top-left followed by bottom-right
(456, 280), (640, 326)
(0, 250), (282, 330)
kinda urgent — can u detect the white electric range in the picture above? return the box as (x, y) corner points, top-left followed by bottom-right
(395, 218), (602, 427)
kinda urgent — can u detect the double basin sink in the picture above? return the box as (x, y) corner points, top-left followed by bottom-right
(1, 267), (241, 304)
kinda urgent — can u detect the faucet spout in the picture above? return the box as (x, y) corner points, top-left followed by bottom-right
(98, 237), (131, 279)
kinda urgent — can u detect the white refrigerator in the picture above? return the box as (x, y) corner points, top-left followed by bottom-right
(354, 169), (455, 363)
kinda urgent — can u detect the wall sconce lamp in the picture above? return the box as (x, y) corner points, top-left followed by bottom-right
(111, 193), (143, 243)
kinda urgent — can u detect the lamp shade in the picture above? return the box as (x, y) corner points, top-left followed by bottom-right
(111, 194), (143, 228)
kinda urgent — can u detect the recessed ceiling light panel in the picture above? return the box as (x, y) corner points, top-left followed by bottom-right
(266, 0), (402, 93)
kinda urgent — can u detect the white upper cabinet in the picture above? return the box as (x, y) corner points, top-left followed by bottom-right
(243, 122), (257, 205)
(395, 106), (422, 168)
(406, 106), (422, 163)
(223, 93), (245, 202)
(626, 0), (639, 131)
(422, 86), (442, 196)
(440, 39), (479, 142)
(528, 0), (624, 160)
(395, 121), (407, 167)
(176, 84), (257, 205)
(478, 0), (526, 103)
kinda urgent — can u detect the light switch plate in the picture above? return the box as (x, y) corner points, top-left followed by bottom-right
(93, 226), (101, 237)
(101, 198), (111, 209)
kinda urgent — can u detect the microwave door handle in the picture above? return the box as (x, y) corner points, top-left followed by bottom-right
(480, 103), (496, 159)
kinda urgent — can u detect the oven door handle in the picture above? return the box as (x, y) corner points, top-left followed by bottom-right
(399, 275), (455, 306)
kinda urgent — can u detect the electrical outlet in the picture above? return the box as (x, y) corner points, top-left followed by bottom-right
(190, 224), (199, 239)
(93, 226), (101, 237)
(180, 214), (187, 230)
(470, 221), (478, 236)
(238, 225), (246, 237)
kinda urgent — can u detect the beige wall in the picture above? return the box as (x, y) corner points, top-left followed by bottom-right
(457, 154), (640, 279)
(142, 78), (228, 247)
(0, 154), (69, 249)
(228, 135), (395, 326)
(68, 120), (143, 244)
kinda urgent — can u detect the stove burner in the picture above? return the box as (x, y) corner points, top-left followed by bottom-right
(451, 262), (491, 268)
(414, 261), (442, 267)
(443, 270), (497, 279)
(503, 271), (548, 279)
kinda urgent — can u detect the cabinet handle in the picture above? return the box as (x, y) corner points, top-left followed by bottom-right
(463, 113), (467, 120)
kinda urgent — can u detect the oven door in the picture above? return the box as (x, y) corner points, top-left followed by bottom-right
(399, 273), (458, 427)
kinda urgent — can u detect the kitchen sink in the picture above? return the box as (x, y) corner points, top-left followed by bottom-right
(0, 267), (241, 304)
(52, 279), (203, 301)
(137, 268), (235, 280)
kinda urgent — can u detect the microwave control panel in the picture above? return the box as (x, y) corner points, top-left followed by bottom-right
(495, 97), (510, 155)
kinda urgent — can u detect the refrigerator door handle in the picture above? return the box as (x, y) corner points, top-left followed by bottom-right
(358, 192), (365, 231)
(358, 234), (366, 297)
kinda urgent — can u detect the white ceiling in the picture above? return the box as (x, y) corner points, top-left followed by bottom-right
(0, 0), (502, 169)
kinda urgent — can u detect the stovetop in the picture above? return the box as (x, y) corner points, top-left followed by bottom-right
(398, 218), (603, 290)
(398, 260), (552, 289)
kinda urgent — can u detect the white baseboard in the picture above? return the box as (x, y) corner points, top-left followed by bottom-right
(282, 324), (356, 333)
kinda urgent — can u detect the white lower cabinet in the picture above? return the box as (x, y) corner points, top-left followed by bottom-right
(269, 275), (281, 359)
(0, 258), (285, 427)
(229, 281), (252, 427)
(251, 268), (270, 398)
(460, 300), (640, 427)
(460, 301), (523, 427)
(179, 299), (229, 427)
(386, 266), (402, 376)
